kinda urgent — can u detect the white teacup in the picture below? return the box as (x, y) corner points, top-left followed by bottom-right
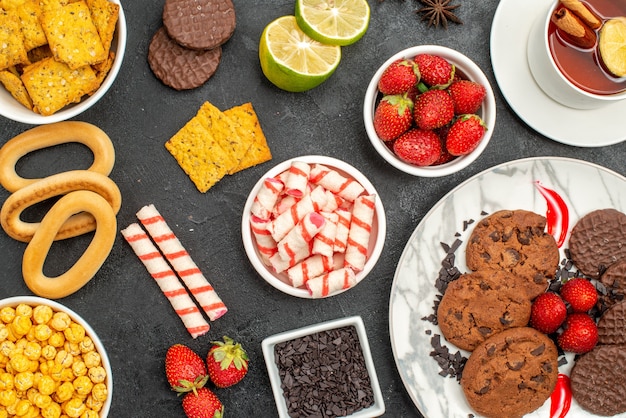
(527, 0), (626, 109)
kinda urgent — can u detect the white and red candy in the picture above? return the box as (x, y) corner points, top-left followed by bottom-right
(121, 223), (210, 339)
(249, 161), (377, 297)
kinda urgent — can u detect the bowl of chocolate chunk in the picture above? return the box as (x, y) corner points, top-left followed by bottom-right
(261, 316), (385, 418)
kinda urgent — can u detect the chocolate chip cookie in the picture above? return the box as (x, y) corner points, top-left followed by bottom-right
(461, 327), (559, 418)
(437, 269), (532, 351)
(465, 210), (559, 300)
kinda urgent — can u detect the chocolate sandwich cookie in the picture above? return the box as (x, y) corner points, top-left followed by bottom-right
(437, 269), (532, 351)
(598, 258), (626, 310)
(465, 210), (559, 300)
(569, 208), (626, 278)
(570, 344), (626, 416)
(461, 327), (559, 418)
(148, 27), (222, 91)
(597, 300), (626, 345)
(163, 0), (236, 51)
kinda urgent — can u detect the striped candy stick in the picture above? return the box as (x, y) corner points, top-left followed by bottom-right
(312, 212), (338, 258)
(344, 194), (377, 272)
(136, 205), (227, 321)
(309, 163), (365, 202)
(121, 223), (210, 339)
(250, 177), (284, 220)
(287, 254), (334, 288)
(306, 267), (356, 298)
(277, 212), (326, 264)
(250, 215), (278, 266)
(284, 161), (310, 198)
(333, 208), (352, 253)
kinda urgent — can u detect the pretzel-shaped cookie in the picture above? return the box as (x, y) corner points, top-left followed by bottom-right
(0, 170), (121, 242)
(0, 121), (115, 192)
(22, 190), (117, 299)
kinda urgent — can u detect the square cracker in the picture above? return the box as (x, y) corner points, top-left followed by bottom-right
(224, 103), (272, 173)
(85, 0), (119, 55)
(165, 117), (232, 193)
(41, 1), (106, 69)
(21, 56), (98, 115)
(195, 101), (247, 175)
(0, 69), (33, 109)
(16, 0), (47, 51)
(0, 10), (29, 71)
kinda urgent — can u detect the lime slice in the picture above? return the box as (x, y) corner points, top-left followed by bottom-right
(259, 15), (341, 92)
(295, 0), (370, 46)
(599, 17), (626, 77)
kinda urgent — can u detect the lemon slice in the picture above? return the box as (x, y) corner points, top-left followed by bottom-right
(259, 15), (341, 92)
(599, 17), (626, 78)
(295, 0), (370, 46)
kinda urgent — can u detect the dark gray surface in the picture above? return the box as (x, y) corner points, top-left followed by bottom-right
(1, 0), (624, 417)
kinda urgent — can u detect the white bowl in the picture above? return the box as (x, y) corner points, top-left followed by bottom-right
(261, 316), (385, 418)
(241, 155), (386, 299)
(527, 0), (626, 109)
(0, 0), (127, 124)
(0, 296), (113, 417)
(363, 45), (496, 177)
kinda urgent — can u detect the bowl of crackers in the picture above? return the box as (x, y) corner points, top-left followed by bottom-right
(0, 0), (126, 124)
(0, 295), (113, 416)
(241, 155), (386, 299)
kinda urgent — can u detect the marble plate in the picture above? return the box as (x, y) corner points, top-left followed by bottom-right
(389, 157), (626, 417)
(490, 0), (626, 147)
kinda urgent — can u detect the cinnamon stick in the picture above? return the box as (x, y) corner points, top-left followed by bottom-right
(561, 0), (602, 29)
(551, 7), (597, 49)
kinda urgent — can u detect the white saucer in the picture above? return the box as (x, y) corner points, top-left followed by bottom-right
(490, 0), (626, 147)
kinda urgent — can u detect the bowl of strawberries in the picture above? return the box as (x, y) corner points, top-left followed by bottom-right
(363, 45), (496, 177)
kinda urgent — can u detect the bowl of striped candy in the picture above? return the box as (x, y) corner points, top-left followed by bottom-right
(241, 155), (386, 299)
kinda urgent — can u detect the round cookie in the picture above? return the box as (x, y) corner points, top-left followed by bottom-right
(148, 27), (222, 91)
(437, 269), (532, 351)
(598, 258), (626, 311)
(461, 327), (559, 418)
(163, 0), (236, 51)
(597, 300), (626, 345)
(570, 344), (626, 416)
(569, 208), (626, 278)
(465, 209), (559, 300)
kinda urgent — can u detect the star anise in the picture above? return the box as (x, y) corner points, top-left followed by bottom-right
(416, 0), (463, 29)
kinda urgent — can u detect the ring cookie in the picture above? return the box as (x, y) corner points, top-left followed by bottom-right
(465, 209), (559, 300)
(568, 208), (626, 278)
(570, 344), (626, 416)
(461, 327), (559, 418)
(162, 0), (235, 51)
(148, 27), (222, 91)
(437, 269), (532, 351)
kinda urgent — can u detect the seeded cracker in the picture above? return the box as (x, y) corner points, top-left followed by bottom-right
(41, 1), (106, 70)
(0, 10), (29, 71)
(21, 56), (98, 115)
(165, 116), (231, 193)
(85, 0), (119, 58)
(16, 0), (48, 51)
(224, 103), (272, 173)
(195, 101), (247, 174)
(0, 69), (33, 109)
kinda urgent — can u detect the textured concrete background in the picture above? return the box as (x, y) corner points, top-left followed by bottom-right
(1, 0), (625, 417)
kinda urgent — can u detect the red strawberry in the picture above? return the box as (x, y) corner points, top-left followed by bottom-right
(560, 278), (598, 312)
(373, 94), (414, 141)
(445, 114), (487, 156)
(414, 54), (455, 88)
(182, 387), (223, 418)
(392, 128), (442, 166)
(378, 58), (420, 95)
(557, 313), (598, 354)
(165, 344), (208, 394)
(413, 89), (454, 130)
(530, 292), (567, 334)
(447, 80), (487, 114)
(206, 336), (249, 388)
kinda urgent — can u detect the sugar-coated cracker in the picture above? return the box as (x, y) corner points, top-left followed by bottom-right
(224, 102), (272, 173)
(0, 10), (29, 71)
(165, 116), (231, 193)
(195, 101), (247, 174)
(85, 0), (119, 56)
(16, 0), (47, 51)
(41, 1), (106, 70)
(0, 69), (33, 109)
(21, 56), (98, 115)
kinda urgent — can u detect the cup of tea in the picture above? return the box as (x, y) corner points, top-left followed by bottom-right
(527, 0), (626, 109)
